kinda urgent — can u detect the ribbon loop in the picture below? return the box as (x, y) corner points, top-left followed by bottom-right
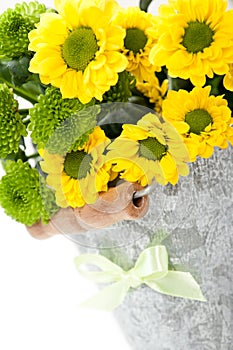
(134, 245), (169, 279)
(74, 253), (124, 284)
(74, 245), (206, 311)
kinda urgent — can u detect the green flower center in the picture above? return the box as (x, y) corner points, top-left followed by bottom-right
(13, 190), (24, 204)
(8, 14), (25, 32)
(138, 137), (167, 161)
(185, 109), (213, 134)
(182, 21), (214, 53)
(62, 27), (99, 71)
(124, 28), (148, 55)
(64, 150), (93, 179)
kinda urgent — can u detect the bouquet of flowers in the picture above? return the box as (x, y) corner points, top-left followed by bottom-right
(0, 0), (233, 310)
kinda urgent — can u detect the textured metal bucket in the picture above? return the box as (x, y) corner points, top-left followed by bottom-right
(75, 145), (233, 350)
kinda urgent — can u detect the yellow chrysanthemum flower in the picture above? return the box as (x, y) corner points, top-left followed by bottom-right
(106, 113), (190, 186)
(149, 0), (233, 87)
(162, 86), (233, 162)
(136, 74), (168, 113)
(28, 0), (128, 104)
(40, 126), (112, 208)
(114, 7), (161, 82)
(223, 64), (233, 91)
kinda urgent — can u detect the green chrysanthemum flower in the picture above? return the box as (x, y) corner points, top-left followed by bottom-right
(0, 84), (27, 159)
(14, 1), (48, 22)
(103, 71), (136, 102)
(29, 86), (97, 152)
(39, 176), (60, 223)
(46, 105), (100, 155)
(0, 1), (48, 59)
(0, 160), (58, 226)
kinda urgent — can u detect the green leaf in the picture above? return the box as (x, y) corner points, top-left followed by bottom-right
(7, 56), (31, 86)
(97, 102), (155, 139)
(139, 0), (153, 12)
(20, 78), (45, 99)
(0, 58), (43, 103)
(168, 76), (193, 92)
(0, 60), (12, 83)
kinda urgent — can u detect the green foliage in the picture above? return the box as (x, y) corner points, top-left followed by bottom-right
(98, 102), (153, 139)
(29, 87), (96, 151)
(0, 160), (58, 226)
(0, 59), (45, 103)
(168, 76), (193, 92)
(0, 83), (27, 159)
(0, 2), (48, 103)
(6, 56), (32, 86)
(139, 0), (153, 12)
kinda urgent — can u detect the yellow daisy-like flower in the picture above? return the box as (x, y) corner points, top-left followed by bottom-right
(136, 74), (168, 113)
(106, 113), (190, 186)
(40, 126), (111, 208)
(223, 64), (233, 91)
(149, 0), (233, 87)
(28, 0), (128, 104)
(114, 7), (161, 82)
(162, 86), (233, 162)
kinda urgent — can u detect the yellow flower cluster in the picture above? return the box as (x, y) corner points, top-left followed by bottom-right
(106, 113), (190, 186)
(40, 88), (233, 208)
(28, 0), (233, 101)
(28, 0), (233, 108)
(35, 0), (233, 209)
(149, 0), (233, 87)
(28, 0), (160, 104)
(1, 0), (233, 225)
(162, 86), (233, 161)
(40, 113), (191, 208)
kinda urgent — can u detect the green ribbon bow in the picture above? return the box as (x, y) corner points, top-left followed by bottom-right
(74, 245), (206, 311)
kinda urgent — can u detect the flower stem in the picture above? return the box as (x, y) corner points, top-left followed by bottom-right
(0, 77), (38, 104)
(207, 75), (223, 96)
(19, 108), (29, 115)
(27, 153), (39, 159)
(13, 85), (38, 104)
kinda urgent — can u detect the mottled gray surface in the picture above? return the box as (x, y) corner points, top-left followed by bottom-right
(75, 145), (233, 350)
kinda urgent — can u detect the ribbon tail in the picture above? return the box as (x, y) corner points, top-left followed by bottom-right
(146, 271), (206, 302)
(79, 280), (130, 312)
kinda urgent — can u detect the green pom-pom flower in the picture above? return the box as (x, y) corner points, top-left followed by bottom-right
(13, 1), (48, 23)
(46, 105), (100, 155)
(0, 160), (58, 226)
(103, 71), (136, 102)
(29, 86), (96, 151)
(0, 83), (27, 159)
(39, 176), (59, 224)
(0, 1), (47, 59)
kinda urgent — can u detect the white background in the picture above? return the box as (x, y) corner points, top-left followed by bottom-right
(0, 1), (166, 349)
